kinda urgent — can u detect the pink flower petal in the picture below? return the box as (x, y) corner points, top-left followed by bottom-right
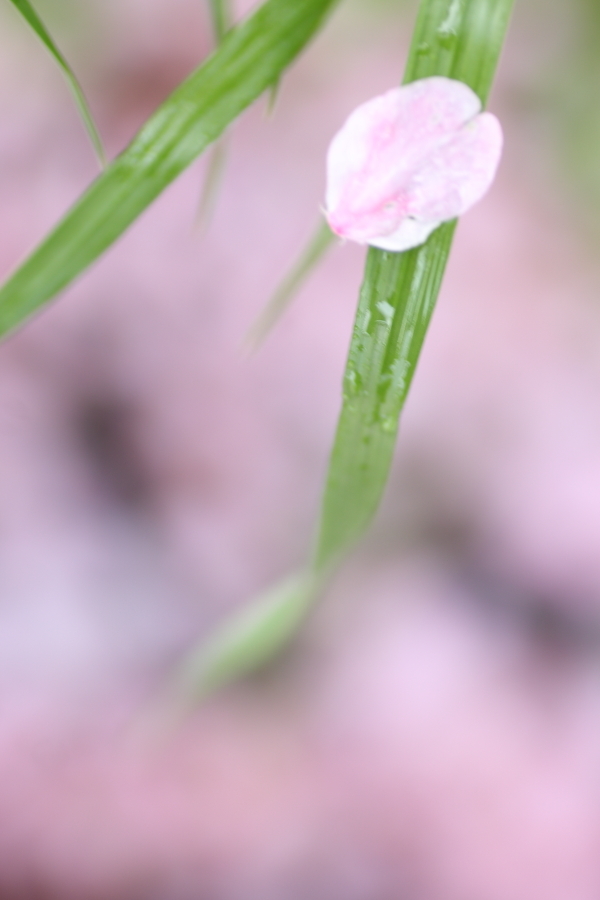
(404, 112), (503, 222)
(325, 77), (503, 252)
(368, 218), (441, 253)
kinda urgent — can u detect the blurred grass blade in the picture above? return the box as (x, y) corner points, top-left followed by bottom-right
(0, 0), (340, 338)
(266, 75), (281, 115)
(208, 0), (231, 43)
(174, 0), (515, 703)
(246, 217), (335, 348)
(315, 0), (515, 571)
(174, 572), (317, 701)
(195, 139), (229, 229)
(8, 0), (106, 167)
(195, 0), (232, 229)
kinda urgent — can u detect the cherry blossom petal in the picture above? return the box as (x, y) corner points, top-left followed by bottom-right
(324, 76), (503, 252)
(404, 112), (503, 222)
(368, 217), (441, 253)
(326, 77), (481, 213)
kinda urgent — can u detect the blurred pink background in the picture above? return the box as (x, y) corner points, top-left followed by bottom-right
(1, 0), (600, 897)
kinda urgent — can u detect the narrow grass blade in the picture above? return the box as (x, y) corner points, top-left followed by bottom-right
(173, 0), (515, 704)
(266, 75), (281, 115)
(195, 0), (233, 230)
(246, 217), (336, 348)
(0, 0), (340, 339)
(315, 0), (515, 572)
(195, 139), (230, 229)
(8, 0), (106, 167)
(314, 223), (456, 569)
(403, 0), (516, 102)
(173, 572), (317, 701)
(208, 0), (231, 44)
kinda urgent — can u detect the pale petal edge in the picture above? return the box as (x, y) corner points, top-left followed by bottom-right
(367, 218), (441, 252)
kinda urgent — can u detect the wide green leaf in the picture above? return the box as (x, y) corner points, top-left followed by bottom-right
(0, 0), (340, 337)
(8, 0), (106, 166)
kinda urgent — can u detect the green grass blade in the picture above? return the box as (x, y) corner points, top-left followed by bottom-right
(172, 0), (516, 706)
(403, 0), (515, 102)
(195, 0), (232, 229)
(173, 572), (317, 701)
(208, 0), (231, 44)
(8, 0), (106, 167)
(314, 223), (456, 569)
(266, 75), (282, 115)
(246, 217), (336, 349)
(315, 0), (515, 572)
(195, 138), (229, 229)
(0, 0), (340, 338)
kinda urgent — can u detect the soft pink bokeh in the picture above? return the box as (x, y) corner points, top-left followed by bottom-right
(1, 1), (600, 898)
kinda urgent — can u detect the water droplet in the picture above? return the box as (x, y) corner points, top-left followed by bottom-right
(359, 309), (371, 334)
(376, 299), (394, 327)
(437, 0), (462, 48)
(437, 30), (456, 49)
(344, 369), (360, 397)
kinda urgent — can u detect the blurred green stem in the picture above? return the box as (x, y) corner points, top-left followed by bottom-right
(247, 218), (336, 348)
